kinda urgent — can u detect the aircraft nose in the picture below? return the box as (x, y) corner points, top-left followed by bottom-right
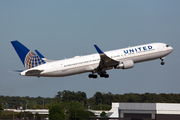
(169, 46), (173, 52)
(166, 44), (173, 52)
(167, 46), (173, 53)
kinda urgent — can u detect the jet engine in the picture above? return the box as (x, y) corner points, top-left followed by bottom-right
(115, 60), (134, 69)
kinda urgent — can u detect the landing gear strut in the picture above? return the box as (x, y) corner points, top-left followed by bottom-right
(160, 57), (165, 65)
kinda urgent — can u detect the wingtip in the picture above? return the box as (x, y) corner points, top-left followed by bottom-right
(11, 40), (18, 42)
(94, 44), (103, 54)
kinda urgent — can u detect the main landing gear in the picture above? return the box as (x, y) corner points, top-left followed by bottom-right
(100, 73), (109, 78)
(88, 72), (109, 79)
(160, 57), (165, 65)
(88, 74), (98, 79)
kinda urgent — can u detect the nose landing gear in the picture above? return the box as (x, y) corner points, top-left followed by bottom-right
(160, 57), (165, 65)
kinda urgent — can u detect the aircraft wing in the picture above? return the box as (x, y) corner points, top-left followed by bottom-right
(94, 45), (119, 73)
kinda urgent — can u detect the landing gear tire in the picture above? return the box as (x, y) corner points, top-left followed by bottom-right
(161, 62), (165, 65)
(160, 57), (165, 65)
(100, 74), (104, 77)
(100, 74), (109, 78)
(93, 75), (98, 79)
(88, 74), (93, 78)
(88, 74), (98, 79)
(105, 74), (109, 78)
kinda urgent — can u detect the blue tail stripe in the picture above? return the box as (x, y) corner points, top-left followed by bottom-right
(11, 40), (30, 66)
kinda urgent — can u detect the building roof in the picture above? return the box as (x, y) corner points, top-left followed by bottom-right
(4, 109), (49, 114)
(114, 103), (180, 111)
(107, 102), (180, 118)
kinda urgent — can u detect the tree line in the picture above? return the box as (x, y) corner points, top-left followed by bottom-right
(1, 91), (180, 110)
(0, 96), (52, 109)
(1, 91), (180, 119)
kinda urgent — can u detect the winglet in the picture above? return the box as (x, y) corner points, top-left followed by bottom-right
(94, 45), (103, 54)
(93, 44), (119, 72)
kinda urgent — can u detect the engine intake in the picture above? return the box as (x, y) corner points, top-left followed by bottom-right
(115, 60), (134, 69)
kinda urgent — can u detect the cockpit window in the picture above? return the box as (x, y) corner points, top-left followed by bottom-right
(166, 45), (169, 47)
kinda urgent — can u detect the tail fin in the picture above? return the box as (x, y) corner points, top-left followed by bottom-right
(11, 40), (46, 69)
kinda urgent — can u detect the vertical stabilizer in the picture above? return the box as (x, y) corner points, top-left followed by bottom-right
(11, 40), (30, 66)
(11, 40), (46, 69)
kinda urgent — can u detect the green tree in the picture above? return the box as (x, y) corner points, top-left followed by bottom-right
(25, 112), (33, 119)
(69, 108), (94, 120)
(102, 92), (114, 105)
(67, 101), (95, 120)
(35, 112), (41, 120)
(94, 92), (103, 105)
(93, 104), (111, 110)
(34, 104), (43, 109)
(49, 104), (65, 120)
(0, 100), (2, 117)
(100, 111), (106, 117)
(55, 90), (87, 107)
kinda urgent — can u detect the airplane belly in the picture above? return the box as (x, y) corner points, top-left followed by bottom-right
(40, 64), (98, 77)
(61, 64), (98, 76)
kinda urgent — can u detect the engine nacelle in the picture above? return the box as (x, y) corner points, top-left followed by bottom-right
(115, 60), (134, 69)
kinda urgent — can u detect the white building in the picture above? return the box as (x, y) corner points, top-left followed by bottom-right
(106, 102), (180, 120)
(4, 109), (49, 115)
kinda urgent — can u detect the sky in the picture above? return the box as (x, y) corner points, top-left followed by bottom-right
(0, 0), (180, 99)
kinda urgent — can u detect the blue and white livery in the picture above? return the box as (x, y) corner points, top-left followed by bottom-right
(11, 40), (173, 78)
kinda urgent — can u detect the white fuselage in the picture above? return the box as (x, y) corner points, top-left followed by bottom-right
(20, 43), (173, 77)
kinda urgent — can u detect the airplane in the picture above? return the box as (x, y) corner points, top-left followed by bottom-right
(11, 40), (173, 78)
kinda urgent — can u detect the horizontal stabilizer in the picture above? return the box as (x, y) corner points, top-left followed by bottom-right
(9, 70), (24, 73)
